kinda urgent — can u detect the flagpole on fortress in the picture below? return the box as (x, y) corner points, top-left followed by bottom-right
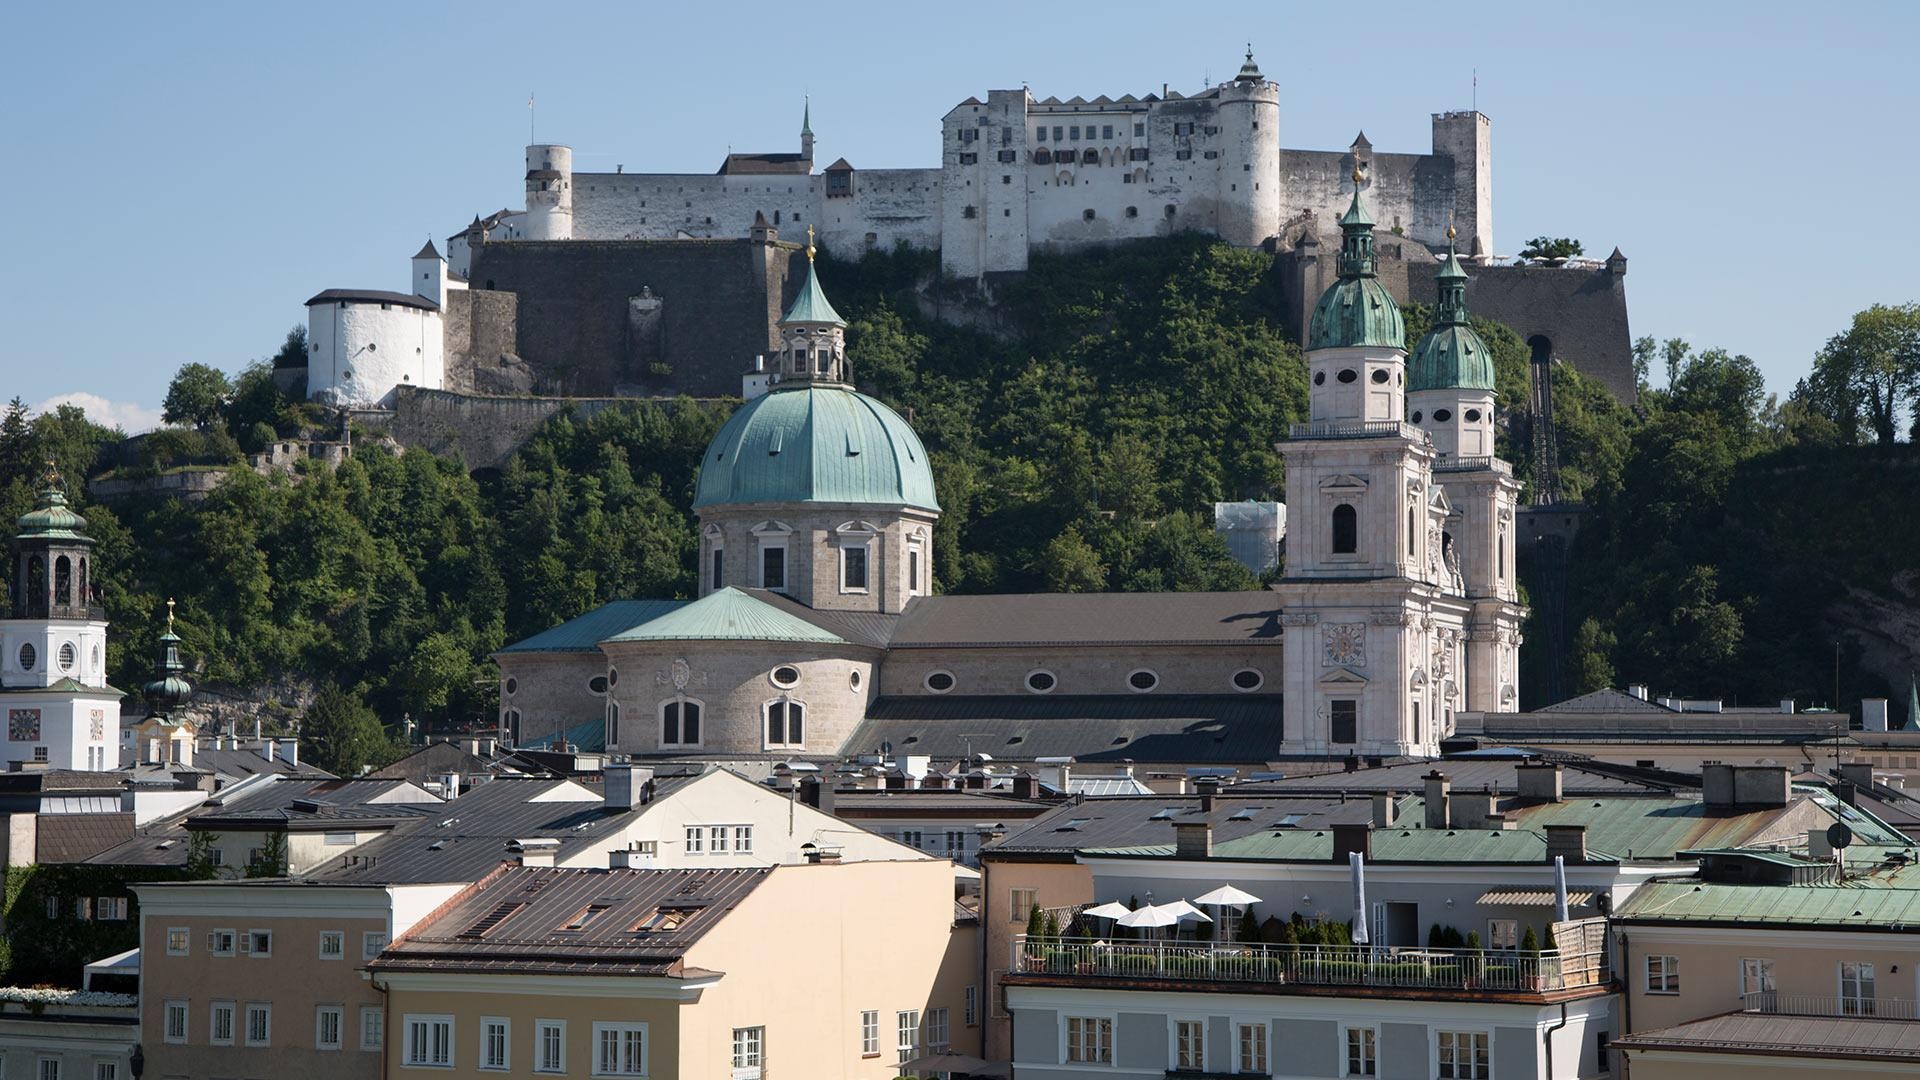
(529, 92), (536, 144)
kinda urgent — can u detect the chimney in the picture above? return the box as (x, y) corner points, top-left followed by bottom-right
(1423, 771), (1451, 829)
(280, 739), (299, 767)
(603, 764), (654, 811)
(1516, 762), (1564, 803)
(1837, 762), (1875, 789)
(1371, 792), (1399, 828)
(803, 845), (843, 864)
(1343, 754), (1359, 774)
(1808, 827), (1834, 858)
(800, 775), (836, 815)
(609, 844), (650, 870)
(1627, 684), (1649, 701)
(1195, 775), (1221, 813)
(1731, 766), (1790, 810)
(1863, 699), (1890, 732)
(1012, 773), (1036, 800)
(260, 739), (276, 763)
(1332, 822), (1371, 862)
(1702, 764), (1735, 807)
(1174, 820), (1213, 858)
(1836, 781), (1858, 806)
(1779, 698), (1796, 714)
(509, 838), (557, 867)
(1450, 790), (1493, 830)
(1544, 824), (1587, 863)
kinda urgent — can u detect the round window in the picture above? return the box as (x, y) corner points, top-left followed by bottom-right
(17, 644), (34, 672)
(1370, 369), (1389, 384)
(1128, 670), (1159, 692)
(850, 670), (862, 690)
(771, 665), (801, 688)
(1231, 668), (1264, 692)
(1025, 670), (1057, 693)
(608, 668), (619, 687)
(1465, 408), (1482, 422)
(58, 642), (75, 672)
(1434, 408), (1453, 423)
(925, 671), (956, 693)
(1411, 411), (1423, 424)
(505, 676), (518, 695)
(588, 675), (609, 694)
(1336, 369), (1359, 384)
(1313, 371), (1326, 386)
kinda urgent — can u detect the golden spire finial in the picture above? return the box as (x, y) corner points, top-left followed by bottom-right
(41, 459), (60, 488)
(166, 597), (175, 633)
(805, 225), (816, 262)
(1447, 223), (1457, 242)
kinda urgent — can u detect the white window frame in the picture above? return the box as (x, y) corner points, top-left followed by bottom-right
(245, 929), (272, 957)
(209, 928), (236, 956)
(535, 1019), (567, 1074)
(924, 669), (957, 694)
(1342, 1023), (1379, 1077)
(210, 1000), (235, 1046)
(837, 524), (873, 595)
(1062, 1014), (1113, 1065)
(360, 1006), (385, 1051)
(705, 524), (725, 592)
(91, 1062), (115, 1080)
(404, 1013), (454, 1069)
(316, 1005), (344, 1051)
(1841, 961), (1877, 1014)
(592, 1021), (648, 1076)
(897, 1009), (921, 1063)
(1169, 1016), (1208, 1072)
(1235, 1020), (1269, 1075)
(734, 825), (754, 853)
(363, 930), (389, 960)
(1486, 918), (1519, 950)
(659, 695), (704, 747)
(243, 1002), (271, 1048)
(319, 930), (345, 959)
(731, 1025), (764, 1075)
(964, 985), (978, 1027)
(35, 1058), (57, 1080)
(480, 1016), (510, 1071)
(927, 1007), (950, 1054)
(1126, 668), (1160, 693)
(1009, 888), (1039, 923)
(1645, 953), (1680, 994)
(1741, 956), (1776, 995)
(752, 522), (791, 591)
(1434, 1029), (1491, 1080)
(763, 698), (806, 749)
(860, 1010), (880, 1056)
(907, 530), (928, 595)
(685, 825), (704, 854)
(165, 927), (189, 956)
(163, 1000), (188, 1044)
(1024, 668), (1058, 694)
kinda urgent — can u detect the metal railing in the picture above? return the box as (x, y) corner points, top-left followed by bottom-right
(1010, 935), (1598, 994)
(1433, 455), (1512, 475)
(1288, 420), (1425, 441)
(1741, 992), (1920, 1019)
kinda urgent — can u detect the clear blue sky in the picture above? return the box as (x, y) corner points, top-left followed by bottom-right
(4, 2), (1915, 431)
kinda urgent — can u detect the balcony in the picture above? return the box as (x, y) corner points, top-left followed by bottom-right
(1008, 936), (1608, 999)
(1741, 992), (1920, 1020)
(1432, 455), (1513, 476)
(1286, 420), (1425, 442)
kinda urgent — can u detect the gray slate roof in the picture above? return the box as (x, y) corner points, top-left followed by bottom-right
(889, 592), (1286, 648)
(303, 289), (438, 312)
(1229, 759), (1686, 797)
(989, 794), (1367, 857)
(1537, 688), (1673, 714)
(1612, 1011), (1920, 1061)
(848, 695), (1285, 765)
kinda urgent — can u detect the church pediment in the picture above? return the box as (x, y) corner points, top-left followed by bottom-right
(1317, 667), (1369, 685)
(1427, 486), (1454, 513)
(1319, 473), (1370, 492)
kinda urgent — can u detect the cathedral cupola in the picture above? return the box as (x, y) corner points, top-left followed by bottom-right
(1409, 227), (1498, 458)
(774, 227), (850, 386)
(12, 463), (99, 621)
(1305, 173), (1408, 424)
(141, 599), (194, 719)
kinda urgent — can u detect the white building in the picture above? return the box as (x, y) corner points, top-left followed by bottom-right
(303, 242), (456, 407)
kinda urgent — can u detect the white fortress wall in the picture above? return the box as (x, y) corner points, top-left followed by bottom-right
(817, 168), (942, 255)
(572, 172), (819, 241)
(307, 300), (444, 407)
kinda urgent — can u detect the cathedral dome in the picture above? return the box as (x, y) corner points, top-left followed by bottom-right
(693, 385), (940, 512)
(1408, 244), (1495, 392)
(1306, 177), (1404, 351)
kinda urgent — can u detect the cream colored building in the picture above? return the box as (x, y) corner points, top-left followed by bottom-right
(371, 858), (977, 1078)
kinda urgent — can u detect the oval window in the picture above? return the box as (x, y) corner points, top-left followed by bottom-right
(925, 671), (956, 693)
(58, 642), (75, 672)
(1434, 408), (1453, 422)
(1128, 670), (1159, 692)
(1370, 369), (1389, 384)
(850, 670), (862, 690)
(1025, 670), (1057, 693)
(1232, 668), (1264, 692)
(17, 644), (34, 672)
(1336, 369), (1358, 384)
(1313, 371), (1326, 386)
(1411, 411), (1423, 424)
(608, 668), (619, 687)
(1465, 408), (1482, 422)
(771, 665), (801, 688)
(588, 675), (609, 694)
(505, 676), (518, 695)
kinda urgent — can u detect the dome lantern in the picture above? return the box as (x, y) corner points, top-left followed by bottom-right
(1307, 171), (1406, 351)
(1408, 226), (1497, 394)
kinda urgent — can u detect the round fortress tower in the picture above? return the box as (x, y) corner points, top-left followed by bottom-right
(525, 144), (574, 240)
(1216, 47), (1281, 249)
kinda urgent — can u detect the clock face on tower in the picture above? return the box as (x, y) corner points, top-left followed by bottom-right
(1322, 623), (1367, 668)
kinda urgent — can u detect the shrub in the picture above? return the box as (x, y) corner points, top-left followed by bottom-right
(1521, 925), (1541, 954)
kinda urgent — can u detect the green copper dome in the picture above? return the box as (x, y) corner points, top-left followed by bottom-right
(1307, 181), (1405, 350)
(694, 386), (939, 512)
(782, 255), (844, 326)
(15, 469), (90, 543)
(1408, 244), (1496, 392)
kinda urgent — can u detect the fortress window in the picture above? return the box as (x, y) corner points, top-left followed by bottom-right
(1336, 369), (1358, 383)
(998, 150), (1017, 164)
(1081, 149), (1098, 165)
(962, 205), (978, 219)
(1070, 126), (1080, 140)
(1164, 205), (1177, 218)
(1232, 669), (1264, 692)
(1371, 369), (1389, 384)
(1053, 126), (1063, 141)
(1130, 147), (1148, 161)
(1025, 670), (1057, 694)
(1003, 175), (1012, 184)
(1035, 127), (1047, 142)
(1434, 408), (1453, 423)
(1465, 409), (1483, 422)
(1102, 125), (1114, 139)
(1204, 150), (1220, 160)
(1174, 122), (1194, 136)
(1002, 126), (1012, 144)
(1125, 206), (1138, 218)
(1332, 504), (1358, 555)
(1176, 149), (1193, 161)
(1205, 126), (1219, 136)
(958, 153), (977, 165)
(1083, 209), (1096, 221)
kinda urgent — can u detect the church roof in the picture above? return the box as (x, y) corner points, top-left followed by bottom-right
(412, 240), (442, 261)
(1307, 182), (1404, 351)
(782, 260), (845, 326)
(1536, 687), (1675, 714)
(691, 385), (939, 512)
(847, 694), (1286, 765)
(16, 470), (90, 543)
(716, 152), (811, 176)
(602, 588), (847, 646)
(1410, 240), (1496, 392)
(497, 600), (689, 654)
(890, 591), (1285, 648)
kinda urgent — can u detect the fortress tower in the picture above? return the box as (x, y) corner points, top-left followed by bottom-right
(1216, 48), (1282, 249)
(525, 144), (574, 241)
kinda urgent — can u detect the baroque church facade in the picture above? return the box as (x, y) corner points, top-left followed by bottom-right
(496, 192), (1521, 768)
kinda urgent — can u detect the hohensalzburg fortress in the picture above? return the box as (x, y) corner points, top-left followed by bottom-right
(480, 51), (1489, 279)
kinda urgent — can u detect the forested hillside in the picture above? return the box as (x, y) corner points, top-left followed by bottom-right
(2, 237), (1915, 768)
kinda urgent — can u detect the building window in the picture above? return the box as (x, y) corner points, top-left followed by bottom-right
(593, 1022), (646, 1076)
(166, 927), (189, 956)
(163, 1000), (188, 1044)
(765, 700), (805, 748)
(244, 1003), (271, 1047)
(93, 1063), (115, 1080)
(361, 1006), (384, 1050)
(1331, 699), (1358, 744)
(1127, 669), (1159, 692)
(733, 825), (754, 853)
(731, 1027), (764, 1075)
(710, 545), (724, 590)
(1232, 668), (1263, 692)
(317, 1005), (344, 1051)
(861, 1010), (880, 1055)
(908, 546), (923, 593)
(841, 544), (869, 592)
(1740, 957), (1775, 996)
(1237, 1023), (1268, 1074)
(1174, 1019), (1206, 1071)
(1437, 1031), (1489, 1079)
(1345, 1026), (1378, 1075)
(926, 1008), (950, 1053)
(1010, 887), (1039, 923)
(685, 825), (704, 854)
(245, 930), (272, 956)
(535, 1020), (565, 1073)
(896, 1010), (921, 1063)
(1646, 954), (1680, 993)
(1065, 1017), (1112, 1064)
(945, 830), (966, 859)
(210, 929), (236, 956)
(209, 1000), (235, 1045)
(1025, 670), (1056, 694)
(363, 931), (388, 960)
(37, 1060), (58, 1080)
(1332, 503), (1358, 554)
(1487, 919), (1519, 950)
(759, 542), (786, 590)
(406, 1015), (454, 1068)
(661, 697), (703, 746)
(925, 670), (955, 693)
(1841, 961), (1876, 1014)
(965, 985), (979, 1026)
(481, 1018), (509, 1070)
(962, 205), (978, 219)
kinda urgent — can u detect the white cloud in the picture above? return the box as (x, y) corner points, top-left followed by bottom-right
(29, 392), (165, 435)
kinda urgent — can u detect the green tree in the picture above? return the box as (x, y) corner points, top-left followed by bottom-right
(1521, 924), (1541, 955)
(1038, 526), (1106, 593)
(1518, 237), (1584, 260)
(299, 685), (394, 777)
(245, 832), (287, 878)
(1809, 303), (1920, 446)
(184, 831), (220, 880)
(162, 363), (234, 430)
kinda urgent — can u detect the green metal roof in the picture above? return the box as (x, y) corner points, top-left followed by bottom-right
(781, 259), (844, 326)
(0, 678), (123, 697)
(15, 483), (91, 543)
(1409, 244), (1495, 392)
(692, 385), (939, 511)
(602, 588), (847, 645)
(1614, 880), (1920, 930)
(498, 600), (689, 654)
(1087, 826), (1560, 865)
(1307, 184), (1404, 351)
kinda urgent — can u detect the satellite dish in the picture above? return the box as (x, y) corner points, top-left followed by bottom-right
(1827, 822), (1854, 850)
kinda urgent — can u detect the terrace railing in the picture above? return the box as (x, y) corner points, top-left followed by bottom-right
(1740, 992), (1920, 1020)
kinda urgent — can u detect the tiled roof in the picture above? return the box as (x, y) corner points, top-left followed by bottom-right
(716, 152), (811, 175)
(36, 812), (135, 864)
(888, 591), (1286, 647)
(371, 864), (770, 976)
(498, 600), (688, 654)
(847, 695), (1286, 764)
(603, 589), (846, 645)
(751, 590), (899, 648)
(990, 795), (1369, 856)
(1612, 1011), (1920, 1060)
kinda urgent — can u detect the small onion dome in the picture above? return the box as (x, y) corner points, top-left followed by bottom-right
(782, 254), (845, 327)
(142, 630), (193, 715)
(1408, 240), (1496, 392)
(16, 467), (90, 543)
(694, 385), (938, 512)
(1235, 45), (1263, 83)
(1307, 176), (1405, 350)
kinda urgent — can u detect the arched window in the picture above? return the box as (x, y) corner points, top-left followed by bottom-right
(1332, 504), (1358, 555)
(605, 700), (621, 747)
(54, 556), (71, 606)
(1407, 508), (1416, 556)
(662, 698), (703, 746)
(765, 700), (805, 748)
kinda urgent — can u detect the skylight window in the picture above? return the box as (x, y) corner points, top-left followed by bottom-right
(560, 903), (612, 931)
(1273, 813), (1306, 829)
(1055, 818), (1091, 832)
(633, 908), (691, 933)
(457, 901), (525, 939)
(1150, 807), (1181, 820)
(1228, 808), (1260, 821)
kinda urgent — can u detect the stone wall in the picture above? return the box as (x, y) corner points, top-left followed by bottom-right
(442, 288), (523, 394)
(364, 388), (722, 472)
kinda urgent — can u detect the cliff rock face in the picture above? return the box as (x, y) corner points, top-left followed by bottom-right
(1834, 572), (1920, 709)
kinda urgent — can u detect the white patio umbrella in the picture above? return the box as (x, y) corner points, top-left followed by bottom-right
(1116, 903), (1179, 938)
(1083, 901), (1133, 920)
(1553, 855), (1571, 923)
(1160, 899), (1213, 923)
(1350, 850), (1370, 945)
(1194, 884), (1261, 941)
